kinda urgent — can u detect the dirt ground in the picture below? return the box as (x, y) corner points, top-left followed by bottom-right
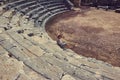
(46, 8), (120, 67)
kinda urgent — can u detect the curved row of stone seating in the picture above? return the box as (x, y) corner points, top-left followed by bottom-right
(1, 0), (71, 28)
(1, 15), (120, 80)
(0, 0), (120, 80)
(0, 0), (16, 5)
(1, 16), (120, 80)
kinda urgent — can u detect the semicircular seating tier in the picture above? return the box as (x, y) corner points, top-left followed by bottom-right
(1, 0), (72, 28)
(0, 0), (120, 80)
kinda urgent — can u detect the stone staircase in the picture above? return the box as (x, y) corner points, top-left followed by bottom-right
(0, 0), (120, 80)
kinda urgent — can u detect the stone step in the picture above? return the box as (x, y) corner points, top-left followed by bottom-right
(42, 9), (69, 27)
(61, 74), (78, 80)
(10, 12), (22, 27)
(65, 51), (120, 80)
(26, 6), (44, 18)
(20, 4), (39, 15)
(0, 36), (30, 60)
(0, 45), (8, 55)
(14, 1), (36, 10)
(48, 5), (66, 10)
(6, 31), (45, 57)
(0, 31), (46, 58)
(40, 1), (59, 6)
(45, 2), (63, 8)
(36, 39), (120, 80)
(5, 0), (28, 9)
(25, 57), (64, 80)
(31, 9), (48, 20)
(39, 53), (98, 80)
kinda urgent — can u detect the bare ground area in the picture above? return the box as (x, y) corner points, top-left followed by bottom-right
(46, 8), (120, 67)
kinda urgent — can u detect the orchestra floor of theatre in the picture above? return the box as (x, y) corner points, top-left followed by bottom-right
(46, 8), (120, 67)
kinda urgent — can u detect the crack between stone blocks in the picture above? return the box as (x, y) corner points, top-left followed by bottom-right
(70, 63), (96, 75)
(101, 75), (114, 80)
(6, 32), (40, 57)
(20, 34), (51, 54)
(1, 44), (51, 80)
(14, 73), (21, 80)
(24, 62), (51, 80)
(59, 73), (67, 80)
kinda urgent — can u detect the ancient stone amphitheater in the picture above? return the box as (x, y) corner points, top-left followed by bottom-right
(0, 0), (120, 80)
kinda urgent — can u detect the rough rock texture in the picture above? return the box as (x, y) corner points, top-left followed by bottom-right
(0, 3), (120, 80)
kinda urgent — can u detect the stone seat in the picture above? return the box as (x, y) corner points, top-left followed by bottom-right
(47, 5), (66, 11)
(26, 6), (44, 18)
(37, 0), (48, 3)
(35, 7), (69, 27)
(20, 4), (39, 15)
(40, 0), (62, 6)
(3, 0), (28, 10)
(35, 12), (52, 26)
(31, 9), (48, 20)
(41, 8), (69, 27)
(45, 2), (63, 8)
(8, 0), (27, 7)
(14, 1), (37, 11)
(30, 4), (66, 20)
(38, 12), (52, 21)
(51, 7), (68, 13)
(2, 34), (44, 59)
(5, 0), (18, 3)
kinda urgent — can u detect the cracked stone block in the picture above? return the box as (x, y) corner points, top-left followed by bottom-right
(17, 74), (31, 80)
(2, 10), (13, 18)
(26, 57), (64, 80)
(61, 75), (76, 80)
(23, 65), (49, 80)
(0, 16), (9, 25)
(0, 54), (24, 80)
(0, 29), (3, 33)
(0, 46), (8, 55)
(41, 54), (77, 76)
(74, 68), (97, 80)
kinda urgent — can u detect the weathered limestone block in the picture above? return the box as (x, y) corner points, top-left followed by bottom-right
(0, 29), (3, 33)
(20, 16), (29, 27)
(16, 74), (31, 80)
(2, 10), (13, 18)
(27, 19), (35, 27)
(24, 58), (64, 80)
(0, 45), (9, 56)
(62, 75), (76, 80)
(74, 67), (97, 80)
(0, 39), (16, 50)
(6, 31), (45, 57)
(0, 51), (47, 80)
(0, 16), (9, 26)
(23, 66), (49, 80)
(0, 54), (24, 80)
(41, 54), (77, 75)
(11, 13), (21, 27)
